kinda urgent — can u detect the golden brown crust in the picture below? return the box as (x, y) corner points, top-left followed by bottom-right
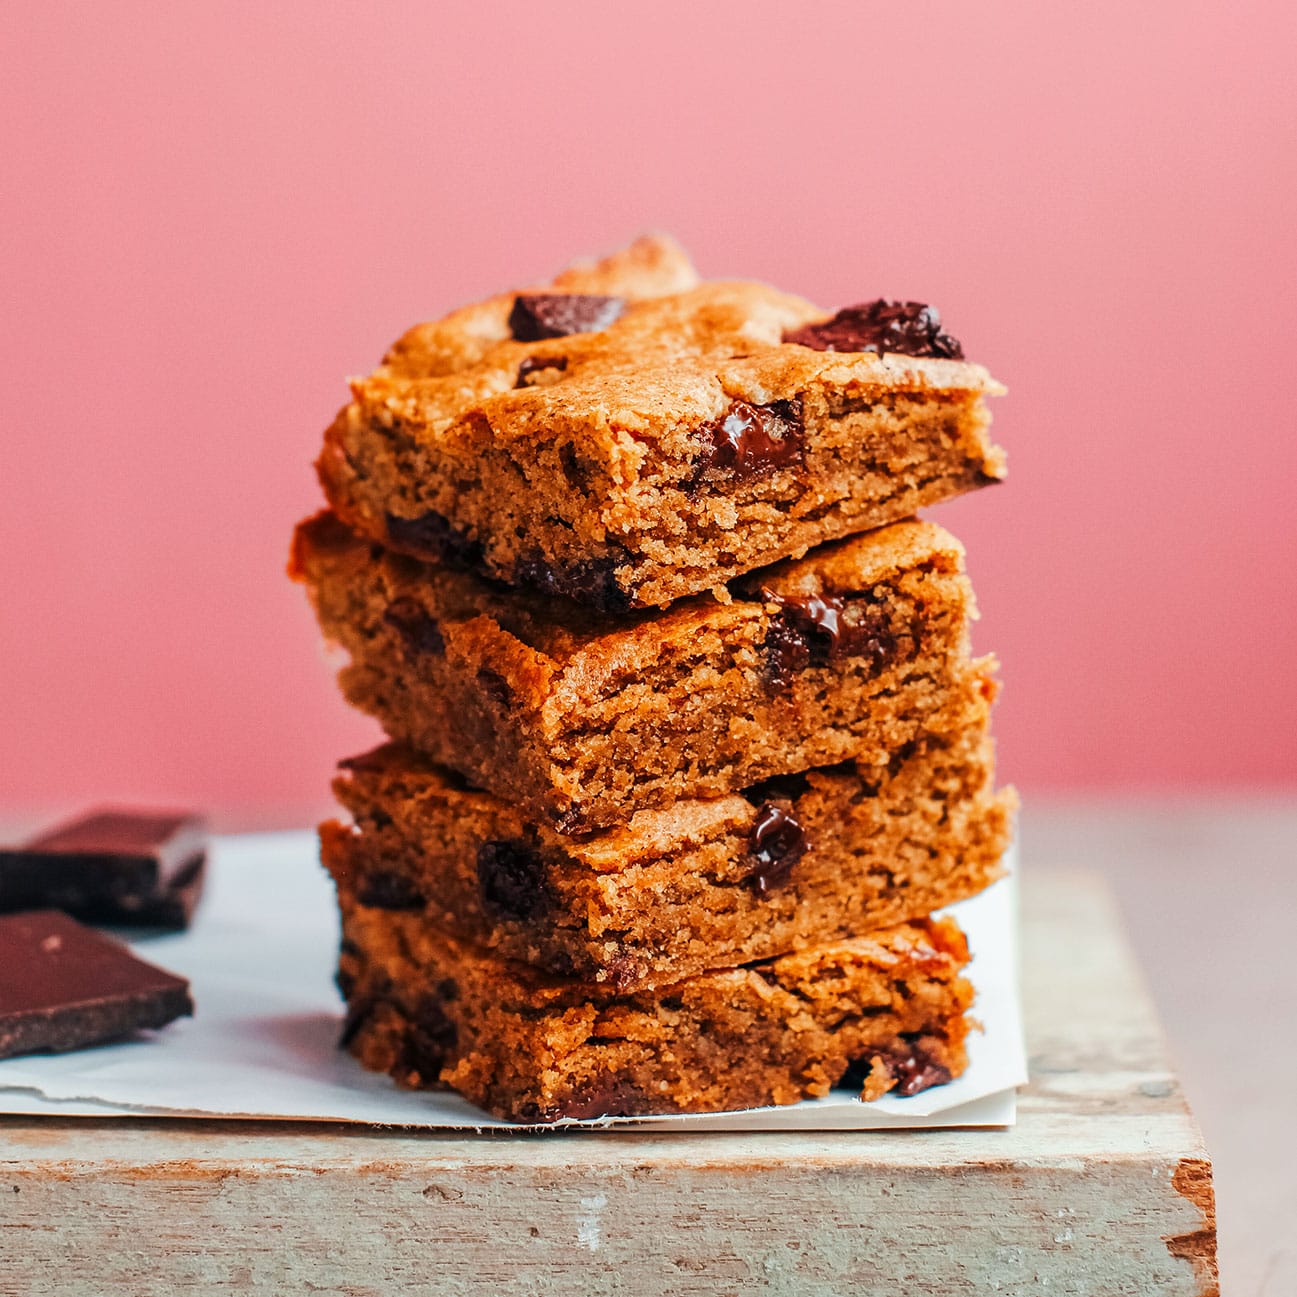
(315, 237), (1006, 608)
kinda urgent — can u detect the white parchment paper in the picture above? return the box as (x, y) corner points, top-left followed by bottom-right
(0, 832), (1026, 1130)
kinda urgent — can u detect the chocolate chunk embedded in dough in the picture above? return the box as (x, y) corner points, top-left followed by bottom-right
(696, 399), (804, 481)
(747, 802), (809, 894)
(784, 300), (963, 359)
(508, 294), (625, 341)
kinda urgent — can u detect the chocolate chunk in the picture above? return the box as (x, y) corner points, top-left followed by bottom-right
(542, 1077), (648, 1122)
(783, 300), (964, 359)
(355, 870), (425, 911)
(837, 1039), (953, 1097)
(0, 910), (193, 1059)
(385, 510), (483, 567)
(0, 809), (208, 929)
(477, 840), (550, 921)
(475, 668), (513, 708)
(512, 552), (632, 612)
(338, 994), (375, 1048)
(696, 399), (804, 482)
(558, 441), (588, 489)
(399, 994), (458, 1083)
(382, 597), (445, 657)
(508, 294), (625, 342)
(761, 590), (896, 688)
(761, 613), (813, 687)
(747, 802), (809, 894)
(515, 355), (568, 387)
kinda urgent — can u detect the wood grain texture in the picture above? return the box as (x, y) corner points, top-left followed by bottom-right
(0, 871), (1215, 1296)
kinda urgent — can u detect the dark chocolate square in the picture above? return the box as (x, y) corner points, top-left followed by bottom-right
(0, 910), (193, 1059)
(0, 809), (208, 928)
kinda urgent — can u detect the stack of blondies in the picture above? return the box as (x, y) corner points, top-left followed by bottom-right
(291, 236), (1015, 1122)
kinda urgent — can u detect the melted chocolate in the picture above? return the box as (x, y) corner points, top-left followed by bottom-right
(747, 802), (809, 894)
(761, 589), (896, 688)
(382, 597), (445, 656)
(399, 994), (458, 1082)
(541, 1077), (648, 1122)
(696, 399), (804, 482)
(508, 294), (625, 342)
(837, 1038), (953, 1097)
(355, 870), (425, 911)
(739, 770), (812, 808)
(477, 840), (550, 921)
(385, 510), (482, 566)
(784, 300), (964, 359)
(475, 668), (513, 708)
(512, 552), (632, 612)
(515, 355), (569, 387)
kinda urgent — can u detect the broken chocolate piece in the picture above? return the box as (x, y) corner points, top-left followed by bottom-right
(747, 802), (809, 894)
(0, 910), (193, 1059)
(696, 399), (804, 481)
(508, 294), (625, 342)
(515, 355), (568, 387)
(783, 300), (964, 359)
(0, 809), (208, 929)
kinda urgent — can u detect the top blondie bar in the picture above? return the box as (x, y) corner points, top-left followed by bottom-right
(318, 236), (1006, 610)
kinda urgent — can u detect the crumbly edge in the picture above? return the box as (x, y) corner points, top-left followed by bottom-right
(323, 722), (1015, 989)
(293, 513), (990, 831)
(319, 385), (1004, 608)
(336, 904), (974, 1122)
(379, 234), (701, 379)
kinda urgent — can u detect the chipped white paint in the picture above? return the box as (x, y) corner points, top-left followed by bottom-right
(577, 1192), (608, 1252)
(0, 873), (1216, 1296)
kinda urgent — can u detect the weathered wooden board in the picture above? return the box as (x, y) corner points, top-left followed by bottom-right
(0, 872), (1215, 1296)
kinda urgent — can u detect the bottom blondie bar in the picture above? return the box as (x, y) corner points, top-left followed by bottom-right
(336, 897), (974, 1123)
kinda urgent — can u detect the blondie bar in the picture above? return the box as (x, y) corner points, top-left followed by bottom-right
(336, 896), (974, 1122)
(322, 719), (1012, 989)
(292, 511), (995, 832)
(317, 236), (1005, 609)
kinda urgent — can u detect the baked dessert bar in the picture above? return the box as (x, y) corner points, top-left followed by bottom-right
(322, 718), (1013, 989)
(316, 235), (1006, 609)
(336, 894), (974, 1123)
(293, 511), (994, 832)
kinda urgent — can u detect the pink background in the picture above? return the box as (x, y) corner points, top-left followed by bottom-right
(3, 3), (1295, 826)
